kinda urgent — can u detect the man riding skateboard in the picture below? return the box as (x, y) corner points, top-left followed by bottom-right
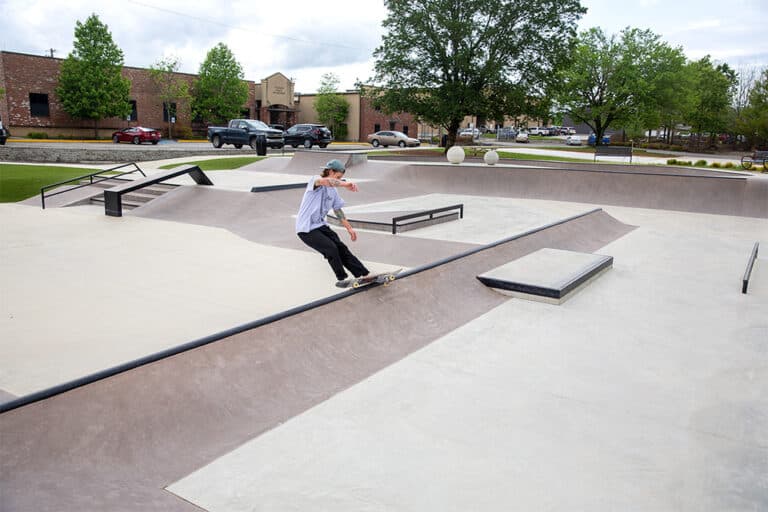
(295, 159), (373, 287)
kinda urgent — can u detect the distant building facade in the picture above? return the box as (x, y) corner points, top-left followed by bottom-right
(0, 50), (416, 142)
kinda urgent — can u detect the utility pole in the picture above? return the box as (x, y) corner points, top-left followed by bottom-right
(47, 48), (56, 58)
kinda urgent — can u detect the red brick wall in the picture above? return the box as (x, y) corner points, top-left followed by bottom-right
(359, 96), (418, 138)
(0, 51), (258, 138)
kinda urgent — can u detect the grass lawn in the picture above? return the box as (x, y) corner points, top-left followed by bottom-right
(0, 164), (98, 202)
(159, 156), (267, 170)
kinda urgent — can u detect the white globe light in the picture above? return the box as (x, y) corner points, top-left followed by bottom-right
(446, 145), (465, 164)
(484, 150), (499, 166)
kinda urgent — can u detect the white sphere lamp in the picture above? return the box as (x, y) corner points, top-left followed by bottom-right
(484, 150), (499, 166)
(446, 145), (465, 164)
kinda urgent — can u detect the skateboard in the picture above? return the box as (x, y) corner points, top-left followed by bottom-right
(337, 268), (403, 289)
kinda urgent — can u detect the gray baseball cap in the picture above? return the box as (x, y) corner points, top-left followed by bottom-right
(325, 159), (345, 172)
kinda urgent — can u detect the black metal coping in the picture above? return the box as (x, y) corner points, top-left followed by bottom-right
(0, 207), (602, 414)
(250, 183), (306, 192)
(476, 254), (613, 299)
(742, 242), (760, 294)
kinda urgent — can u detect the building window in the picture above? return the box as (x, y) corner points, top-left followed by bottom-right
(389, 121), (396, 130)
(128, 100), (138, 121)
(374, 123), (380, 132)
(29, 93), (49, 117)
(163, 102), (177, 122)
(403, 125), (409, 135)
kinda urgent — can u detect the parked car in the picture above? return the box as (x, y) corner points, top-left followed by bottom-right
(564, 135), (583, 146)
(515, 131), (530, 143)
(284, 123), (333, 148)
(497, 127), (517, 139)
(588, 133), (611, 145)
(207, 119), (284, 151)
(0, 117), (9, 145)
(458, 128), (480, 138)
(112, 126), (161, 145)
(563, 127), (576, 135)
(367, 130), (421, 148)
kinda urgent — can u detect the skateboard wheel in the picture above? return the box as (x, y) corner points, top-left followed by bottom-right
(387, 275), (396, 281)
(352, 281), (360, 288)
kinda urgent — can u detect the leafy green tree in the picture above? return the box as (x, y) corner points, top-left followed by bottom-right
(684, 56), (736, 145)
(55, 14), (131, 138)
(315, 73), (350, 140)
(366, 0), (585, 148)
(636, 43), (691, 144)
(555, 27), (676, 145)
(191, 43), (249, 125)
(149, 56), (191, 139)
(735, 68), (768, 149)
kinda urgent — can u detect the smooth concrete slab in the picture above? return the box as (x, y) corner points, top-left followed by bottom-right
(0, 203), (399, 398)
(168, 207), (768, 512)
(477, 248), (613, 303)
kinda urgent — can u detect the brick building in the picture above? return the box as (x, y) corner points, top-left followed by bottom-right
(0, 50), (418, 142)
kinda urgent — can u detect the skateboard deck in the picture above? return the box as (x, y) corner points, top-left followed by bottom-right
(337, 268), (403, 289)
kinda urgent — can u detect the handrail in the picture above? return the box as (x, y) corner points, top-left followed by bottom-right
(392, 204), (464, 234)
(40, 162), (146, 209)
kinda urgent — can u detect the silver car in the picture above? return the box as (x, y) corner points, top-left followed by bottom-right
(367, 131), (421, 148)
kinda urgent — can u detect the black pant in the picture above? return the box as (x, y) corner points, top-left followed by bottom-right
(298, 225), (369, 280)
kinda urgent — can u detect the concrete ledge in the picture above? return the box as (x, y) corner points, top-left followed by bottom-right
(477, 248), (613, 304)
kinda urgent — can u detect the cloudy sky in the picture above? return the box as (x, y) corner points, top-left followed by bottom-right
(1, 0), (765, 94)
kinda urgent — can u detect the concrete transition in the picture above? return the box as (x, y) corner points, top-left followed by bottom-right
(1, 151), (766, 511)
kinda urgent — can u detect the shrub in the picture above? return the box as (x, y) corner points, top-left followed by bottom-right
(27, 132), (48, 139)
(173, 126), (194, 140)
(724, 162), (734, 168)
(694, 160), (708, 167)
(711, 162), (721, 168)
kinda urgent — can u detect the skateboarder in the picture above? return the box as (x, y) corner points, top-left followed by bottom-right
(295, 159), (372, 287)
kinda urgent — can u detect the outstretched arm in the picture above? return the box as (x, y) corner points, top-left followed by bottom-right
(315, 177), (358, 192)
(334, 208), (357, 241)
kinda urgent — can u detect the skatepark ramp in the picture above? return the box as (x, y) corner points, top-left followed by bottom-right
(0, 208), (636, 509)
(391, 163), (768, 218)
(0, 207), (631, 414)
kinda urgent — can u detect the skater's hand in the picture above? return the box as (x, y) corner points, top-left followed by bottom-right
(347, 226), (358, 241)
(346, 182), (358, 192)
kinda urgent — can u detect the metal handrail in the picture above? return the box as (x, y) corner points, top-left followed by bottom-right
(40, 162), (146, 209)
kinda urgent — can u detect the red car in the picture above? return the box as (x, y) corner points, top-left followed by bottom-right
(112, 127), (161, 145)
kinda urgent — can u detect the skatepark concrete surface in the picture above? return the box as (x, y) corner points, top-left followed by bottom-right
(1, 149), (767, 511)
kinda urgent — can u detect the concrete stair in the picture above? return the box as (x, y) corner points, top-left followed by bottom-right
(83, 178), (177, 211)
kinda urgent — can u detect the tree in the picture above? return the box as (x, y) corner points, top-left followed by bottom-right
(735, 68), (768, 149)
(366, 0), (585, 148)
(55, 14), (131, 138)
(191, 43), (249, 125)
(684, 56), (736, 146)
(149, 56), (191, 139)
(555, 27), (677, 145)
(315, 73), (350, 141)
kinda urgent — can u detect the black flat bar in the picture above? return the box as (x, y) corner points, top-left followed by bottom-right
(742, 242), (760, 294)
(250, 183), (306, 192)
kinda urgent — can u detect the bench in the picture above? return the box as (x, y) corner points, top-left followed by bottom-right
(594, 145), (632, 163)
(741, 151), (768, 171)
(103, 165), (213, 217)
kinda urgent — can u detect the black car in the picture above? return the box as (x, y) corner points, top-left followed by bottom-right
(284, 124), (333, 149)
(0, 117), (9, 145)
